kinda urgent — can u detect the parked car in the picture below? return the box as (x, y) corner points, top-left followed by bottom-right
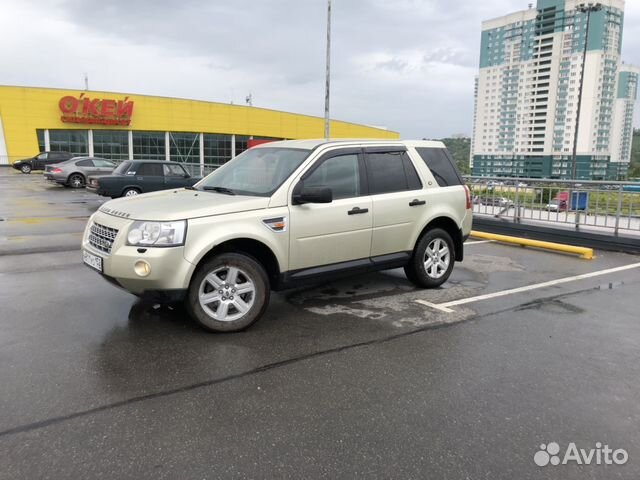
(12, 151), (73, 174)
(82, 139), (473, 333)
(86, 160), (199, 198)
(475, 196), (514, 208)
(44, 157), (116, 188)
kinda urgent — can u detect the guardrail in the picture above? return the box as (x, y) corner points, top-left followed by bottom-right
(464, 176), (640, 237)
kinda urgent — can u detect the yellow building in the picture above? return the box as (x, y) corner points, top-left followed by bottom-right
(0, 85), (398, 166)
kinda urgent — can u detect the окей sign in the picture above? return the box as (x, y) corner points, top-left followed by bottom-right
(59, 94), (134, 126)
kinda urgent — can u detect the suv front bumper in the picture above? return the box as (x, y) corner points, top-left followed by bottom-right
(82, 212), (196, 296)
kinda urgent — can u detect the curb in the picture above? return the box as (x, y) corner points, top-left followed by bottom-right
(470, 230), (594, 260)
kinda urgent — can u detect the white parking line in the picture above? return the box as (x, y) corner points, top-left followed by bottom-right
(417, 262), (640, 312)
(465, 240), (495, 245)
(414, 300), (455, 313)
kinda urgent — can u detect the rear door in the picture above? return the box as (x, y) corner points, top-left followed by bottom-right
(134, 163), (165, 192)
(365, 147), (426, 257)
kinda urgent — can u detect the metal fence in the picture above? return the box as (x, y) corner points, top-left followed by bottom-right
(464, 176), (640, 237)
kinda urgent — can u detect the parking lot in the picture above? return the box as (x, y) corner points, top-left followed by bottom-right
(1, 168), (640, 479)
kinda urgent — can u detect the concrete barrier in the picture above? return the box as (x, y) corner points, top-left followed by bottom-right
(470, 230), (594, 260)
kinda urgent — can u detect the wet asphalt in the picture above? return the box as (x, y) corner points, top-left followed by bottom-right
(1, 168), (640, 479)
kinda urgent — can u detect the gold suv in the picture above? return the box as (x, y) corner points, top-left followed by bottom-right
(82, 140), (473, 332)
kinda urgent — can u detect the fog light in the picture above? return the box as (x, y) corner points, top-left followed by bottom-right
(134, 260), (151, 277)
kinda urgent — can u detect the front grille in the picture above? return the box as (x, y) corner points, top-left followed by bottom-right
(89, 222), (119, 254)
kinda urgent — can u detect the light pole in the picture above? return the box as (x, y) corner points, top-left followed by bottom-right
(571, 2), (602, 180)
(324, 0), (332, 140)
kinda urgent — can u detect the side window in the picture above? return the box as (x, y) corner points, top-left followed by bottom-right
(36, 153), (48, 160)
(76, 159), (94, 167)
(164, 164), (187, 177)
(414, 147), (463, 187)
(304, 154), (360, 200)
(366, 151), (421, 195)
(136, 163), (164, 176)
(94, 159), (115, 168)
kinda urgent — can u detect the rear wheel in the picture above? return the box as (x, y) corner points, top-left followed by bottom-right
(122, 187), (140, 197)
(404, 228), (455, 289)
(186, 253), (270, 333)
(68, 173), (85, 188)
(20, 164), (32, 174)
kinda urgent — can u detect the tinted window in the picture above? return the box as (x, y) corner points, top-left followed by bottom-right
(415, 147), (463, 187)
(136, 163), (164, 176)
(366, 151), (419, 195)
(36, 153), (48, 160)
(305, 154), (360, 199)
(113, 161), (132, 175)
(164, 164), (187, 177)
(93, 159), (115, 168)
(76, 159), (94, 167)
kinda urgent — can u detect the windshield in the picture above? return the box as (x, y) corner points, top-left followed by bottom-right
(196, 147), (310, 196)
(113, 161), (132, 175)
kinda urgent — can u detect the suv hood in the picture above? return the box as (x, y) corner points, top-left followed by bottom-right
(100, 189), (270, 221)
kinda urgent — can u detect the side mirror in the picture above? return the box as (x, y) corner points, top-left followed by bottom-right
(293, 184), (333, 205)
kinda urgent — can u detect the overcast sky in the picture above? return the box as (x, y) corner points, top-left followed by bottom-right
(1, 0), (639, 138)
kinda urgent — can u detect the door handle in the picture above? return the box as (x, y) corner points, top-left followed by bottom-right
(409, 199), (426, 207)
(348, 207), (369, 215)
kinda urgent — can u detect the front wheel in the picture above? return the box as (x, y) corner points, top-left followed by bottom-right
(21, 164), (32, 174)
(404, 228), (455, 289)
(186, 253), (270, 333)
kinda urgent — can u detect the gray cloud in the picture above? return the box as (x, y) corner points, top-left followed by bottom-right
(1, 0), (639, 138)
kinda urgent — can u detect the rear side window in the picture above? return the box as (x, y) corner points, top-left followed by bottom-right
(365, 151), (422, 195)
(76, 159), (94, 167)
(136, 163), (164, 176)
(415, 147), (463, 187)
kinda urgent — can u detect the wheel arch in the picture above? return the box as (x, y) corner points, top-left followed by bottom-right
(414, 216), (464, 261)
(67, 171), (86, 185)
(120, 185), (142, 196)
(191, 238), (281, 289)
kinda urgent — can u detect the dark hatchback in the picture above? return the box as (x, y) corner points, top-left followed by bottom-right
(12, 151), (74, 174)
(86, 160), (200, 198)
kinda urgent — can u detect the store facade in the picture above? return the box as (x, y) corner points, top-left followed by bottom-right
(0, 86), (398, 169)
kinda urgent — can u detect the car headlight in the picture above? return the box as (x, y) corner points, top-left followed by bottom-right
(127, 220), (186, 247)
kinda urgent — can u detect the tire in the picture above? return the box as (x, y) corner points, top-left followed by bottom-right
(404, 228), (455, 289)
(122, 187), (140, 197)
(20, 164), (32, 174)
(68, 173), (85, 188)
(186, 253), (270, 333)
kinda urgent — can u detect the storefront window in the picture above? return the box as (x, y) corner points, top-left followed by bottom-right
(169, 132), (199, 164)
(93, 130), (129, 161)
(235, 135), (250, 156)
(132, 131), (165, 161)
(36, 129), (46, 152)
(203, 134), (232, 166)
(49, 129), (89, 156)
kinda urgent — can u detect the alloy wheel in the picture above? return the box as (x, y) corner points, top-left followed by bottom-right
(423, 238), (450, 279)
(198, 266), (256, 322)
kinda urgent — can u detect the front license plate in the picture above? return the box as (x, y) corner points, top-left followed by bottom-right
(83, 250), (103, 272)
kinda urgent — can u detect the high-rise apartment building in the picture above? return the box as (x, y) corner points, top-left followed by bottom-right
(471, 0), (638, 180)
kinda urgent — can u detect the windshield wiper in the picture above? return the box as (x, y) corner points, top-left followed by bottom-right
(185, 186), (199, 190)
(202, 186), (236, 195)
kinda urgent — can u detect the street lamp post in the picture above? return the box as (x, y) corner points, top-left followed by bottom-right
(324, 0), (332, 140)
(571, 2), (602, 180)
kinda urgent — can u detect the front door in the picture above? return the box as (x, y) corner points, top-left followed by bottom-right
(289, 150), (372, 271)
(163, 163), (191, 189)
(33, 153), (48, 170)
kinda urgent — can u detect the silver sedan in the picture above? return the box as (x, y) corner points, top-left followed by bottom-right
(44, 157), (116, 188)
